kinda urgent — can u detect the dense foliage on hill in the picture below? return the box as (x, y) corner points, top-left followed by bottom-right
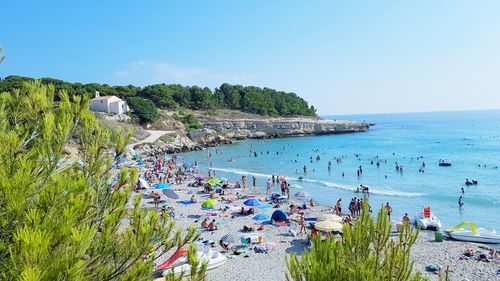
(126, 96), (160, 124)
(0, 76), (317, 117)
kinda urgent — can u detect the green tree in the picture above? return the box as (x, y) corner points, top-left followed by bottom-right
(0, 81), (205, 281)
(127, 96), (161, 124)
(286, 204), (424, 281)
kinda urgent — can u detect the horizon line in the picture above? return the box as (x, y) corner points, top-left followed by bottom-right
(322, 108), (500, 117)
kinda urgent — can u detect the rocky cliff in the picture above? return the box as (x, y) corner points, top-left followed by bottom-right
(200, 118), (369, 139)
(133, 113), (370, 155)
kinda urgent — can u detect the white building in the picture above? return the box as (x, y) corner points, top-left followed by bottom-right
(90, 91), (129, 115)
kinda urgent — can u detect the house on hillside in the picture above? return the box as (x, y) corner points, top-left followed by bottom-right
(90, 91), (129, 115)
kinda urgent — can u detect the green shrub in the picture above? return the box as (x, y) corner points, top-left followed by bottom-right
(286, 203), (423, 281)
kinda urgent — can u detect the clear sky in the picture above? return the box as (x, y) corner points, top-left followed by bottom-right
(1, 1), (500, 115)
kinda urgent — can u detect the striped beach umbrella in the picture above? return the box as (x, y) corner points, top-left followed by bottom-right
(220, 234), (238, 244)
(162, 189), (179, 199)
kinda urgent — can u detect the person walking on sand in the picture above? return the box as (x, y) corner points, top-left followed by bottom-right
(402, 213), (411, 224)
(299, 213), (307, 234)
(336, 198), (342, 216)
(242, 175), (247, 189)
(385, 202), (393, 220)
(266, 178), (272, 196)
(252, 176), (256, 193)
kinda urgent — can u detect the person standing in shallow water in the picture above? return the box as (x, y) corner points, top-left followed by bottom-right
(252, 176), (256, 192)
(266, 178), (272, 196)
(458, 196), (464, 208)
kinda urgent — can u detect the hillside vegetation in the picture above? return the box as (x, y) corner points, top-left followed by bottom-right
(0, 76), (317, 120)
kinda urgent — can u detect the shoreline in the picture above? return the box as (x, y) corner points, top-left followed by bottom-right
(129, 151), (500, 281)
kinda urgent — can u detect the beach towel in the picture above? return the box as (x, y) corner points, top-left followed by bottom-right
(178, 200), (195, 205)
(274, 221), (288, 227)
(257, 205), (272, 209)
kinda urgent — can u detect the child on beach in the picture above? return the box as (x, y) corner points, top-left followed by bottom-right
(299, 213), (307, 234)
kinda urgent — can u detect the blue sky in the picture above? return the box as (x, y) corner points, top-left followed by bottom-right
(1, 1), (500, 115)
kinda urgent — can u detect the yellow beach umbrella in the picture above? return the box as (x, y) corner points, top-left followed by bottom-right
(315, 220), (343, 232)
(318, 214), (342, 223)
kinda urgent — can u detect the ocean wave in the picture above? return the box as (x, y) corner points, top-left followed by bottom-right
(210, 167), (274, 179)
(209, 167), (423, 198)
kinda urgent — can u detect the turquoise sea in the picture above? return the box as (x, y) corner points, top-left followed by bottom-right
(178, 110), (500, 230)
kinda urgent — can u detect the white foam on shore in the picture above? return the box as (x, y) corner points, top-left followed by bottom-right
(210, 167), (423, 198)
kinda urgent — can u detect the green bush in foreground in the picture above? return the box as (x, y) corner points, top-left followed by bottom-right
(0, 81), (205, 281)
(287, 204), (424, 281)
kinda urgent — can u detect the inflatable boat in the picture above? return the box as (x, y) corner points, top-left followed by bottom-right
(159, 247), (227, 276)
(414, 206), (442, 230)
(446, 221), (500, 244)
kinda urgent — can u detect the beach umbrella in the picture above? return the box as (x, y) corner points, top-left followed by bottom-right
(271, 210), (287, 222)
(219, 177), (228, 182)
(314, 220), (343, 232)
(220, 234), (238, 244)
(207, 178), (221, 185)
(253, 214), (270, 221)
(195, 176), (205, 181)
(318, 214), (343, 223)
(294, 191), (311, 199)
(201, 199), (216, 208)
(290, 184), (303, 189)
(155, 183), (169, 189)
(244, 198), (262, 206)
(162, 189), (179, 199)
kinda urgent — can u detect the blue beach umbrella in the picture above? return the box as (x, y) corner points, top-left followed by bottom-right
(253, 214), (270, 221)
(244, 199), (262, 206)
(155, 183), (170, 189)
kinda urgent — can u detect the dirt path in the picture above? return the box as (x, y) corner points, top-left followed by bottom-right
(127, 130), (175, 149)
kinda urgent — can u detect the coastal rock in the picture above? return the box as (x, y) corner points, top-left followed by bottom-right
(188, 128), (217, 142)
(201, 118), (369, 139)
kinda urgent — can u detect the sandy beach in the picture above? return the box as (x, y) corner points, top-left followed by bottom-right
(128, 155), (500, 281)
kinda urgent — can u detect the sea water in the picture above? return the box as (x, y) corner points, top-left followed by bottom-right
(177, 110), (500, 230)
